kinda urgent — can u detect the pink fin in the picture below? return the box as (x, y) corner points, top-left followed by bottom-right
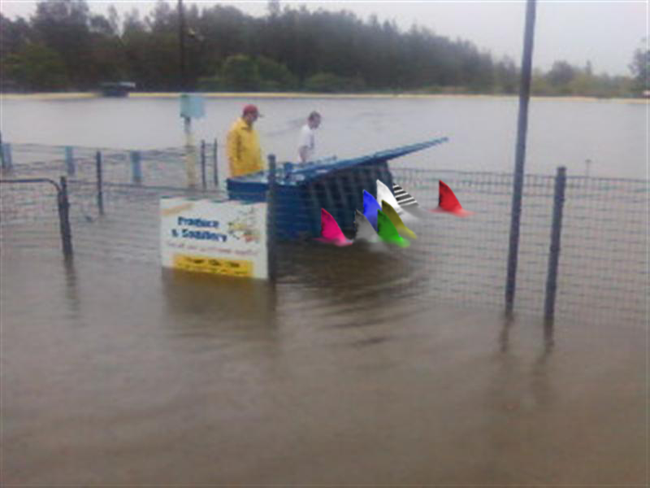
(315, 208), (353, 246)
(431, 180), (473, 217)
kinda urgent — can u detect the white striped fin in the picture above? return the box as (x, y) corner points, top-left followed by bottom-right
(392, 183), (418, 207)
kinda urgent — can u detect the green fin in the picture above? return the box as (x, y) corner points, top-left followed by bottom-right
(377, 210), (410, 248)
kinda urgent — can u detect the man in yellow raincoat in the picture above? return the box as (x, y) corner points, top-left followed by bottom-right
(226, 104), (264, 177)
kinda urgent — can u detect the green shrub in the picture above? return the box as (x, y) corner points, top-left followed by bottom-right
(221, 54), (259, 91)
(303, 72), (366, 93)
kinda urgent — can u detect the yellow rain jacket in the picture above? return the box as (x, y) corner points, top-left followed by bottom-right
(226, 117), (263, 177)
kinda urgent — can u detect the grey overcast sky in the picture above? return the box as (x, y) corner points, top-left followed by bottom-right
(1, 0), (647, 75)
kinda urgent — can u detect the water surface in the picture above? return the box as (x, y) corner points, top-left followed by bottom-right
(2, 95), (646, 179)
(1, 248), (646, 485)
(1, 95), (647, 485)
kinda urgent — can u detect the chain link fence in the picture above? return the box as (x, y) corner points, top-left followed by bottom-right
(1, 143), (647, 326)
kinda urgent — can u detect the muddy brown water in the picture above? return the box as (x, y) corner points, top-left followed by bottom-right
(1, 245), (646, 485)
(1, 95), (647, 485)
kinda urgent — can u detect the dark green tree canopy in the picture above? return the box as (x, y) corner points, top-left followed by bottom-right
(0, 0), (641, 97)
(629, 39), (649, 93)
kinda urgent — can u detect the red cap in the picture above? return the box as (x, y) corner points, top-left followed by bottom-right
(242, 104), (262, 117)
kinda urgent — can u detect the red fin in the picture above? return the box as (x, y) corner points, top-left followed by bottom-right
(432, 180), (473, 217)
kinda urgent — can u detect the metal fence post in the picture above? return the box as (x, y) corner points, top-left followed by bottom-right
(130, 150), (142, 185)
(266, 154), (277, 283)
(2, 142), (13, 172)
(96, 150), (104, 216)
(505, 0), (538, 314)
(200, 140), (207, 191)
(213, 138), (219, 188)
(64, 146), (75, 176)
(57, 176), (74, 259)
(544, 166), (567, 322)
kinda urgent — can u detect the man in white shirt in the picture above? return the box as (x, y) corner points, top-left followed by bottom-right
(298, 111), (321, 163)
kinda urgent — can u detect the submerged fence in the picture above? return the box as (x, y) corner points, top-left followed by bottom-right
(1, 141), (221, 189)
(1, 142), (647, 326)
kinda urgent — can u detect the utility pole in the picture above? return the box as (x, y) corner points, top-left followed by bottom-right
(505, 0), (538, 313)
(178, 0), (198, 188)
(178, 0), (187, 91)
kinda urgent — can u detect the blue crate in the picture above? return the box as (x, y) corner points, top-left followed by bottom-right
(227, 137), (448, 240)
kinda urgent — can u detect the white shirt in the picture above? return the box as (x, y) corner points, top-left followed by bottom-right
(298, 124), (316, 162)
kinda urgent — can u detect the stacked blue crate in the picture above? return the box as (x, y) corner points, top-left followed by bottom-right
(227, 137), (448, 240)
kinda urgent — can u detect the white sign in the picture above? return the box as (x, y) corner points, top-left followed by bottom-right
(160, 197), (268, 279)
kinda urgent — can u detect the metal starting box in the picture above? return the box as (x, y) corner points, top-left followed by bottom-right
(227, 137), (448, 240)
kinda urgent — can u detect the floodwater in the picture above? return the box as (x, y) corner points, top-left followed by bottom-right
(2, 95), (647, 179)
(1, 96), (648, 485)
(1, 247), (646, 485)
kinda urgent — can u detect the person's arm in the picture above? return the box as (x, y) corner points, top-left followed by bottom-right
(226, 127), (241, 175)
(298, 145), (309, 163)
(251, 130), (264, 171)
(297, 126), (310, 163)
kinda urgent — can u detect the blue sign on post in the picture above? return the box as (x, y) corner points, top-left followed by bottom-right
(180, 94), (205, 119)
(130, 151), (142, 184)
(65, 146), (75, 176)
(2, 143), (13, 171)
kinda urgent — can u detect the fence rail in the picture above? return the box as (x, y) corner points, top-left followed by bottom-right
(0, 176), (73, 258)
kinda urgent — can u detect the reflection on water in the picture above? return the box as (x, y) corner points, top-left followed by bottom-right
(161, 268), (278, 331)
(1, 249), (645, 485)
(62, 257), (81, 315)
(276, 237), (435, 330)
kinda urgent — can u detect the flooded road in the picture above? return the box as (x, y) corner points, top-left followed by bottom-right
(2, 248), (645, 485)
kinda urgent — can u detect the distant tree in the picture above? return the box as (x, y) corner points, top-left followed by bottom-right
(121, 8), (156, 89)
(256, 56), (297, 90)
(32, 0), (94, 87)
(107, 5), (120, 35)
(531, 69), (553, 96)
(267, 0), (281, 17)
(0, 14), (33, 57)
(568, 71), (596, 96)
(494, 56), (518, 94)
(147, 0), (176, 33)
(122, 7), (145, 34)
(89, 14), (114, 37)
(6, 1), (636, 96)
(199, 5), (252, 65)
(304, 72), (366, 92)
(546, 61), (578, 94)
(221, 54), (259, 90)
(629, 39), (649, 93)
(4, 43), (68, 90)
(90, 19), (127, 82)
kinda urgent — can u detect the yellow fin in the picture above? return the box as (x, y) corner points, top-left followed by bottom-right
(381, 201), (417, 240)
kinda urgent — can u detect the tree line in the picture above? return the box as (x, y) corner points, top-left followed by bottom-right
(1, 0), (647, 97)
